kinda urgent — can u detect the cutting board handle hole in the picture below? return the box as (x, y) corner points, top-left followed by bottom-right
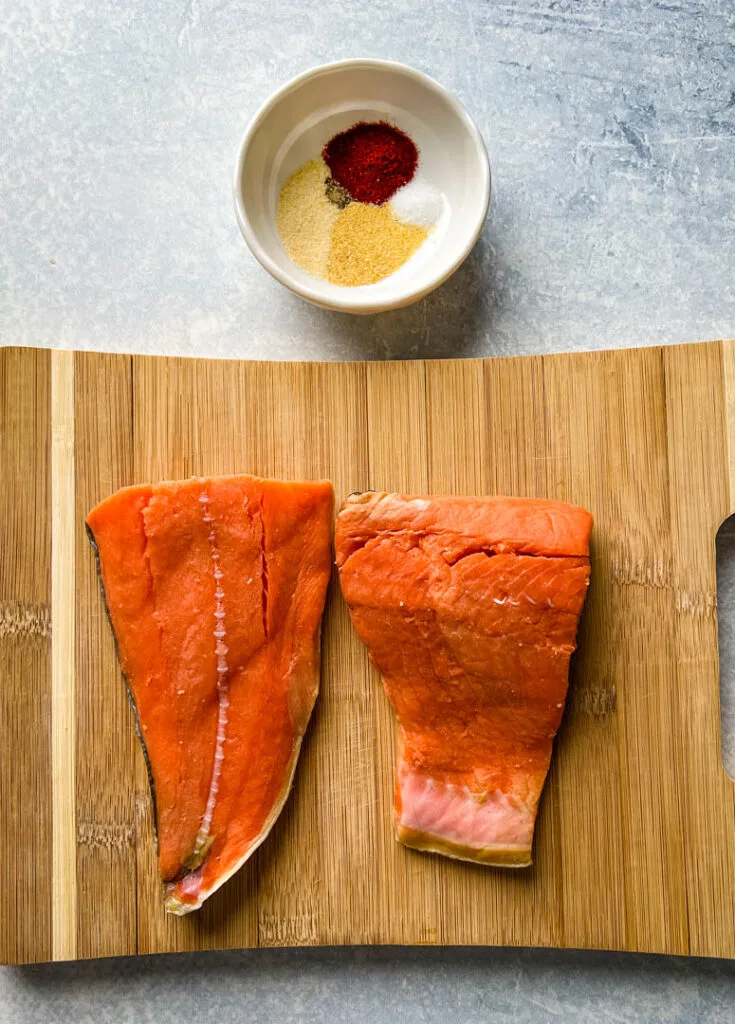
(715, 517), (735, 781)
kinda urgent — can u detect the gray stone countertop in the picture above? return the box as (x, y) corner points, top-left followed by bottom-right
(2, 1), (735, 1021)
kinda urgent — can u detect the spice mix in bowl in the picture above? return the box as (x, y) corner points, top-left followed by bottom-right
(235, 59), (490, 314)
(278, 120), (444, 287)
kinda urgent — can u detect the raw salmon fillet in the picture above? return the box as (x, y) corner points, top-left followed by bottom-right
(335, 492), (592, 867)
(87, 474), (333, 913)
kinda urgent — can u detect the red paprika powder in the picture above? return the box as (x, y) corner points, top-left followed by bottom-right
(322, 121), (418, 206)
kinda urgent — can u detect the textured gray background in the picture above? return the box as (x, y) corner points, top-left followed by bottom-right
(2, 0), (735, 1021)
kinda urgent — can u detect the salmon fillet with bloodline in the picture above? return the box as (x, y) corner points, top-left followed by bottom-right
(335, 491), (592, 867)
(87, 474), (333, 912)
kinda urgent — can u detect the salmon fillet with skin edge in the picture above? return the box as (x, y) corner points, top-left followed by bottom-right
(86, 474), (333, 913)
(335, 492), (593, 867)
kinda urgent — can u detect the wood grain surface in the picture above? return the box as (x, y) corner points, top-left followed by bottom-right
(1, 342), (734, 964)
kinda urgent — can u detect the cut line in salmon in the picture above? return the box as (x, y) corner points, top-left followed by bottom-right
(335, 491), (593, 868)
(87, 474), (333, 913)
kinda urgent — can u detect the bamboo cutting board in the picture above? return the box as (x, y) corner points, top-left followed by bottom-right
(2, 341), (735, 965)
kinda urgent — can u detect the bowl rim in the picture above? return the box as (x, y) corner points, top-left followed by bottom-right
(233, 57), (491, 314)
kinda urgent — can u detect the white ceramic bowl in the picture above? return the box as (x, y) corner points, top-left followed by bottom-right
(234, 59), (491, 314)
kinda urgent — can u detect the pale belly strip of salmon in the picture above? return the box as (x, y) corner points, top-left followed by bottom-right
(335, 492), (593, 867)
(87, 474), (333, 913)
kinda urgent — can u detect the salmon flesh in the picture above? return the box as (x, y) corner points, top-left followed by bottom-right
(335, 492), (593, 867)
(87, 474), (333, 913)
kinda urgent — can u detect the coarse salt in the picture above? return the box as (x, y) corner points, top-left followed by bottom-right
(390, 178), (444, 229)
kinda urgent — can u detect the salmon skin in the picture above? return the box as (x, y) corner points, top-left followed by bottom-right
(87, 474), (333, 913)
(335, 491), (593, 868)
